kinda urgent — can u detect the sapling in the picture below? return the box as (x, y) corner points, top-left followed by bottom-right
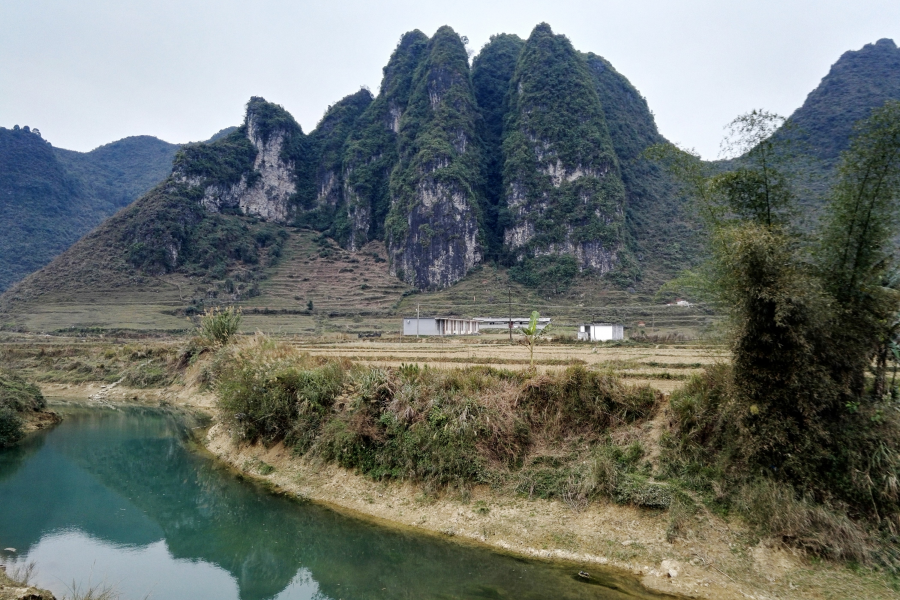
(519, 310), (551, 369)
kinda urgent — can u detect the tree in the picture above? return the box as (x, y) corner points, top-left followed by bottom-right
(648, 104), (900, 494)
(716, 111), (796, 228)
(647, 103), (900, 538)
(817, 100), (900, 399)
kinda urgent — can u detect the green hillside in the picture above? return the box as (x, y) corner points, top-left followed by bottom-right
(54, 135), (179, 211)
(0, 127), (91, 292)
(786, 38), (900, 163)
(0, 127), (179, 292)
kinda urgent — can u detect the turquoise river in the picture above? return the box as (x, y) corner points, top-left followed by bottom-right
(0, 406), (679, 600)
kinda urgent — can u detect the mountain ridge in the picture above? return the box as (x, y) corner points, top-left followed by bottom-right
(3, 27), (899, 330)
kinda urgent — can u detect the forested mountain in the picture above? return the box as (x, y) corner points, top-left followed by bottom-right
(4, 23), (682, 302)
(501, 24), (627, 286)
(5, 26), (897, 311)
(0, 128), (178, 291)
(786, 38), (900, 162)
(385, 25), (485, 288)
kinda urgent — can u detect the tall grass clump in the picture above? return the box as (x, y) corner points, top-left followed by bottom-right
(214, 337), (662, 498)
(199, 306), (242, 347)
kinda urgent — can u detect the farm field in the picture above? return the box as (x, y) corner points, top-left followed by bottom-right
(0, 330), (726, 394)
(1, 229), (718, 337)
(289, 336), (728, 393)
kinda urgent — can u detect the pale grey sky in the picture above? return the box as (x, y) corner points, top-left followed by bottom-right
(2, 0), (898, 158)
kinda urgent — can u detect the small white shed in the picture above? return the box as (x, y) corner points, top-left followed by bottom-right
(577, 323), (624, 341)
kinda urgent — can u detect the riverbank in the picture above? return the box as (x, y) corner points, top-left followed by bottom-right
(30, 380), (895, 600)
(8, 329), (893, 600)
(205, 416), (900, 600)
(0, 566), (55, 600)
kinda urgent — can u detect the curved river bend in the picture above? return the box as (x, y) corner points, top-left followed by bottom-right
(0, 406), (677, 600)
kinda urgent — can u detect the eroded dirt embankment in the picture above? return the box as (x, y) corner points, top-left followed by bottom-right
(37, 381), (898, 600)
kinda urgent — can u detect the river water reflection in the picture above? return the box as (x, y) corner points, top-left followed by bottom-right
(0, 406), (676, 599)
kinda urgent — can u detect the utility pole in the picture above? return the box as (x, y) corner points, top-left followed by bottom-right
(508, 286), (513, 343)
(416, 303), (420, 338)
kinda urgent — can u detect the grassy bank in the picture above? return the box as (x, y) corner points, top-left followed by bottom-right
(209, 335), (900, 590)
(3, 328), (899, 595)
(215, 336), (666, 507)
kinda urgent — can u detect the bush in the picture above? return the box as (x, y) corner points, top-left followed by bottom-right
(0, 405), (24, 447)
(662, 363), (900, 565)
(0, 369), (46, 412)
(214, 337), (663, 499)
(216, 338), (347, 446)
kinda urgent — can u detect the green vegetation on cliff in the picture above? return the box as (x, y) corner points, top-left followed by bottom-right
(297, 89), (373, 234)
(583, 52), (698, 287)
(501, 24), (628, 283)
(341, 31), (430, 248)
(173, 126), (257, 189)
(121, 181), (287, 278)
(386, 25), (486, 288)
(472, 33), (525, 261)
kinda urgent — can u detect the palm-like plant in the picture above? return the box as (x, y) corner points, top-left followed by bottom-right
(519, 310), (551, 369)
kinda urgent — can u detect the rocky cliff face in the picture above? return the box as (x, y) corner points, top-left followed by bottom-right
(385, 26), (485, 289)
(389, 179), (482, 289)
(501, 24), (627, 276)
(341, 31), (429, 250)
(184, 98), (303, 223)
(296, 89), (372, 235)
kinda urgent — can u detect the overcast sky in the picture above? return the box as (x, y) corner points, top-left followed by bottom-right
(2, 0), (898, 159)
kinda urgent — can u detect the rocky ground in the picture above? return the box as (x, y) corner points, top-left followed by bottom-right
(0, 565), (55, 600)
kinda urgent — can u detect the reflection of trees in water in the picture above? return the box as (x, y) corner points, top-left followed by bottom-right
(0, 427), (46, 483)
(10, 408), (656, 600)
(0, 408), (165, 557)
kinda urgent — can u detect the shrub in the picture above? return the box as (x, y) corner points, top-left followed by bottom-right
(214, 338), (663, 500)
(216, 338), (347, 446)
(0, 405), (24, 447)
(662, 363), (900, 565)
(0, 369), (46, 412)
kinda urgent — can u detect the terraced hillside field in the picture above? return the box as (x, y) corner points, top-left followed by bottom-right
(1, 227), (717, 337)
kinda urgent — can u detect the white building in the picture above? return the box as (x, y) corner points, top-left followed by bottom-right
(474, 317), (551, 330)
(402, 317), (480, 336)
(577, 323), (624, 341)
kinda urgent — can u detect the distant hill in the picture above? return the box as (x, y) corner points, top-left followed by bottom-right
(0, 128), (179, 291)
(787, 38), (900, 162)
